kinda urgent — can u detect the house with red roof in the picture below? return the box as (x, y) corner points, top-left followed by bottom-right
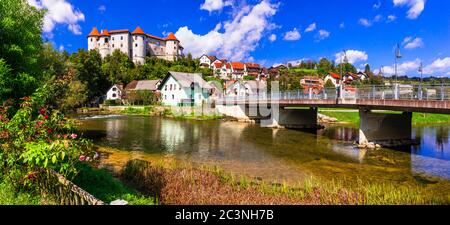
(88, 26), (183, 64)
(324, 72), (342, 87)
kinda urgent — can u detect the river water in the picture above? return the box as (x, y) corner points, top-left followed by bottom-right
(77, 115), (450, 194)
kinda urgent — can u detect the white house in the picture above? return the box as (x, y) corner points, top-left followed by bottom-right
(106, 84), (124, 100)
(159, 71), (214, 106)
(225, 80), (267, 97)
(199, 55), (217, 68)
(324, 72), (341, 87)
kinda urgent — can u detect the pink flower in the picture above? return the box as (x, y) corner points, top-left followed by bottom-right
(79, 155), (86, 161)
(37, 121), (43, 126)
(71, 134), (78, 139)
(47, 129), (53, 134)
(44, 115), (49, 120)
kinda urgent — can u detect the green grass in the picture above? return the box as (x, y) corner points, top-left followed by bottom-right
(121, 106), (154, 115)
(290, 68), (318, 74)
(0, 181), (42, 205)
(413, 113), (450, 125)
(173, 113), (224, 121)
(72, 163), (156, 205)
(319, 109), (450, 126)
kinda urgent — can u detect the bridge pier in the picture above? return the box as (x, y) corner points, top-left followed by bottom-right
(359, 109), (413, 145)
(261, 107), (318, 129)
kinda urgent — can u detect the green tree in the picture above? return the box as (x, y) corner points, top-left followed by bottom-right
(58, 80), (88, 111)
(102, 49), (135, 84)
(318, 58), (333, 75)
(337, 63), (357, 74)
(0, 0), (45, 102)
(70, 49), (109, 101)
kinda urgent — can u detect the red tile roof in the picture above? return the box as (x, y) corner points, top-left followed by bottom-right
(146, 34), (166, 41)
(208, 56), (218, 62)
(245, 63), (261, 69)
(132, 26), (146, 35)
(110, 29), (130, 34)
(100, 29), (110, 36)
(166, 32), (178, 41)
(329, 72), (341, 79)
(88, 27), (100, 37)
(231, 62), (245, 70)
(125, 80), (139, 90)
(214, 62), (223, 68)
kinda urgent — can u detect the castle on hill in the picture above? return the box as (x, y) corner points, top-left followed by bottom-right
(87, 26), (184, 64)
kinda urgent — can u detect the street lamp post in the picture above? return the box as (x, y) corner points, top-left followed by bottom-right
(418, 62), (423, 100)
(339, 50), (348, 100)
(394, 43), (402, 100)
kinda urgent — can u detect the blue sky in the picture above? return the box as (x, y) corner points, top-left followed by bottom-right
(29, 0), (450, 77)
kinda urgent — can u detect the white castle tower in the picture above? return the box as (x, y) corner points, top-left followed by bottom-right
(87, 26), (184, 64)
(131, 26), (146, 65)
(165, 32), (180, 61)
(87, 27), (100, 51)
(98, 29), (111, 58)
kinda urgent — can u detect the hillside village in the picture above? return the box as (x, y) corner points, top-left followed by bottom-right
(104, 50), (379, 107)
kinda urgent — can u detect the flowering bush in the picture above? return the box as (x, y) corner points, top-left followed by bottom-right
(0, 86), (94, 190)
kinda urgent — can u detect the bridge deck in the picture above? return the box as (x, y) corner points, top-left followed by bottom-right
(217, 99), (450, 114)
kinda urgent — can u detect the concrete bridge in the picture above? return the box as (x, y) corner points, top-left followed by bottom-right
(216, 84), (450, 146)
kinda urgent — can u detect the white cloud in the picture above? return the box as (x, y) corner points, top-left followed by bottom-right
(373, 1), (382, 9)
(424, 57), (450, 75)
(374, 14), (383, 22)
(387, 15), (397, 22)
(403, 37), (424, 49)
(200, 0), (233, 13)
(381, 59), (421, 76)
(393, 0), (426, 19)
(315, 29), (330, 41)
(284, 28), (301, 41)
(58, 45), (64, 52)
(98, 5), (106, 13)
(359, 18), (372, 27)
(269, 34), (277, 42)
(402, 36), (413, 44)
(339, 23), (345, 29)
(335, 50), (369, 64)
(176, 0), (279, 61)
(27, 0), (85, 36)
(305, 23), (316, 33)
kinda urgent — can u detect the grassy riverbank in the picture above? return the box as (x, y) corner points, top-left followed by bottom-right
(320, 109), (450, 126)
(0, 181), (42, 205)
(72, 163), (156, 205)
(81, 106), (224, 121)
(97, 147), (450, 205)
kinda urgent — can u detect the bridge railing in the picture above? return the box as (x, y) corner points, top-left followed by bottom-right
(217, 84), (450, 103)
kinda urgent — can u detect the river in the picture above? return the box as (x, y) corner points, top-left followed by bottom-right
(77, 115), (450, 195)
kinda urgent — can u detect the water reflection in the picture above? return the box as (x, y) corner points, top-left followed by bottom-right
(78, 115), (450, 181)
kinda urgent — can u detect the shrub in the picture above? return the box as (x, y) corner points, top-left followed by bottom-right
(104, 99), (121, 106)
(121, 159), (165, 198)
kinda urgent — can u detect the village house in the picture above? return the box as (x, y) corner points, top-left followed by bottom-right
(230, 62), (246, 80)
(88, 26), (184, 65)
(159, 71), (213, 106)
(244, 63), (261, 78)
(324, 72), (341, 87)
(106, 84), (124, 100)
(300, 76), (324, 94)
(225, 80), (267, 97)
(343, 72), (368, 84)
(199, 55), (217, 68)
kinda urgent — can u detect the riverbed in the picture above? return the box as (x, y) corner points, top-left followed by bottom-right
(77, 115), (450, 199)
